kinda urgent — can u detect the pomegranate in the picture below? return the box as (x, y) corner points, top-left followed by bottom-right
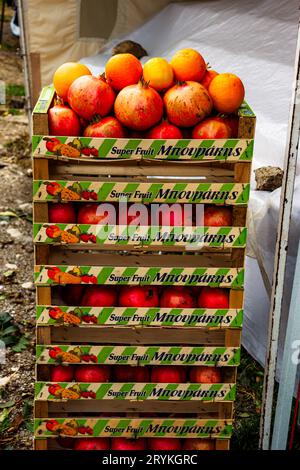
(204, 206), (232, 227)
(148, 438), (182, 450)
(48, 103), (81, 136)
(183, 438), (215, 450)
(111, 438), (147, 451)
(74, 365), (111, 382)
(118, 203), (150, 226)
(81, 286), (117, 307)
(153, 203), (193, 227)
(192, 117), (231, 139)
(48, 202), (76, 223)
(57, 437), (74, 449)
(160, 286), (196, 308)
(60, 285), (85, 306)
(83, 116), (126, 138)
(198, 287), (229, 308)
(190, 366), (222, 383)
(164, 81), (212, 127)
(73, 438), (110, 450)
(146, 121), (183, 139)
(68, 75), (115, 120)
(224, 114), (239, 138)
(113, 366), (150, 382)
(114, 81), (163, 131)
(50, 365), (74, 382)
(151, 366), (186, 383)
(77, 203), (116, 225)
(119, 286), (159, 307)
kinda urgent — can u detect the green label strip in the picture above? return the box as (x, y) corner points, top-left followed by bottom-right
(32, 86), (55, 115)
(33, 180), (250, 205)
(32, 135), (253, 162)
(36, 345), (240, 366)
(36, 306), (243, 328)
(34, 417), (232, 438)
(33, 223), (247, 248)
(35, 382), (236, 402)
(34, 265), (244, 288)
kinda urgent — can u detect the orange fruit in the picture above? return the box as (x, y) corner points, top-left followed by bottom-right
(53, 62), (91, 101)
(208, 73), (245, 113)
(105, 53), (143, 91)
(143, 57), (173, 91)
(170, 48), (206, 82)
(201, 69), (218, 89)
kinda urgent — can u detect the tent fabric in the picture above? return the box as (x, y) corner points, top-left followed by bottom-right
(79, 0), (300, 381)
(23, 0), (172, 88)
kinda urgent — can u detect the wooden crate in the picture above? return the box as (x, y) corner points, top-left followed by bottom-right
(33, 86), (255, 451)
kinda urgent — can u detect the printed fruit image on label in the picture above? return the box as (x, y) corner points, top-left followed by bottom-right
(36, 345), (240, 366)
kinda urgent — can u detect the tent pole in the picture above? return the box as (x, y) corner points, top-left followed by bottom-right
(271, 240), (300, 449)
(259, 14), (300, 450)
(17, 0), (32, 133)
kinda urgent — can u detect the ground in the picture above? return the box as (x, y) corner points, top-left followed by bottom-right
(0, 4), (267, 451)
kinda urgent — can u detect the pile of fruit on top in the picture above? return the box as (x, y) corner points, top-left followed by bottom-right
(49, 48), (245, 139)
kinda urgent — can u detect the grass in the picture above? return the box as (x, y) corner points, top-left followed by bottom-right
(232, 348), (264, 450)
(6, 84), (25, 97)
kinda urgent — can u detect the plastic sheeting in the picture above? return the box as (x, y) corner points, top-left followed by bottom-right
(80, 0), (300, 378)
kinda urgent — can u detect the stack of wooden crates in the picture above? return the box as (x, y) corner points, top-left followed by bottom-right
(33, 85), (255, 450)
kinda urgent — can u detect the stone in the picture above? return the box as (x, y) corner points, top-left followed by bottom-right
(7, 227), (22, 238)
(255, 166), (284, 191)
(21, 282), (34, 290)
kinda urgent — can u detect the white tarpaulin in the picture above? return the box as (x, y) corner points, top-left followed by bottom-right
(80, 0), (300, 379)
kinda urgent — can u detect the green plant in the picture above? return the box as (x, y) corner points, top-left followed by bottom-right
(0, 312), (29, 352)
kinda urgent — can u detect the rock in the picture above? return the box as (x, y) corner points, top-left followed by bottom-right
(18, 203), (32, 215)
(255, 166), (284, 191)
(112, 40), (148, 59)
(26, 168), (32, 177)
(21, 282), (34, 290)
(5, 263), (17, 270)
(7, 227), (22, 238)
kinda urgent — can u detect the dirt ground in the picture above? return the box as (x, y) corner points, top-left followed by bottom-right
(0, 5), (34, 450)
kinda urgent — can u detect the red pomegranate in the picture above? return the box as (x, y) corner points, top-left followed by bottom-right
(198, 287), (229, 308)
(224, 114), (239, 138)
(113, 365), (150, 382)
(74, 365), (110, 383)
(73, 438), (110, 450)
(48, 103), (81, 136)
(60, 285), (85, 306)
(146, 121), (183, 139)
(190, 366), (222, 383)
(83, 116), (126, 138)
(201, 70), (219, 90)
(68, 75), (115, 120)
(148, 438), (182, 450)
(81, 286), (117, 307)
(151, 366), (186, 383)
(114, 81), (164, 131)
(164, 81), (212, 127)
(192, 117), (231, 139)
(48, 202), (76, 223)
(160, 286), (196, 308)
(119, 286), (159, 307)
(111, 438), (147, 450)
